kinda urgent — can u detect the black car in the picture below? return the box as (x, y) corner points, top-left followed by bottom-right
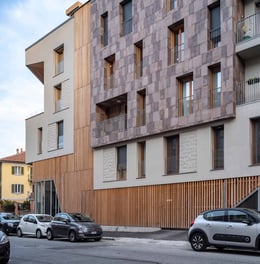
(46, 212), (103, 242)
(0, 213), (20, 235)
(0, 231), (10, 263)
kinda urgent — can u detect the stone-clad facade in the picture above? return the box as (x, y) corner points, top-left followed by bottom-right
(91, 0), (241, 148)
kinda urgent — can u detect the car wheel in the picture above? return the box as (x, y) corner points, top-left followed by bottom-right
(46, 229), (53, 240)
(17, 228), (23, 237)
(190, 232), (207, 251)
(36, 229), (42, 239)
(69, 231), (77, 242)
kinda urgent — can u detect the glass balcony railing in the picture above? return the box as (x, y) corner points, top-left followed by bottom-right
(96, 114), (127, 137)
(236, 79), (260, 105)
(237, 13), (260, 43)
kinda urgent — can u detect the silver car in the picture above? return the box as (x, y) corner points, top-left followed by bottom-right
(17, 214), (53, 239)
(188, 208), (260, 251)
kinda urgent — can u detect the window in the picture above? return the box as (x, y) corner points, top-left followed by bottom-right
(54, 45), (64, 75)
(135, 40), (143, 79)
(57, 121), (64, 149)
(252, 118), (260, 164)
(209, 2), (220, 48)
(168, 21), (184, 65)
(165, 0), (177, 12)
(104, 54), (115, 89)
(204, 210), (225, 221)
(209, 64), (221, 108)
(117, 145), (127, 180)
(121, 0), (132, 36)
(166, 135), (179, 174)
(179, 75), (193, 116)
(137, 89), (146, 126)
(138, 142), (146, 178)
(11, 184), (24, 194)
(213, 125), (224, 169)
(11, 166), (24, 176)
(227, 210), (251, 223)
(101, 12), (108, 46)
(38, 127), (43, 154)
(54, 84), (62, 112)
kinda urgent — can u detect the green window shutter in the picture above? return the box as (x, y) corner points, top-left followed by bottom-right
(21, 167), (24, 175)
(11, 166), (14, 175)
(11, 184), (14, 193)
(21, 185), (24, 194)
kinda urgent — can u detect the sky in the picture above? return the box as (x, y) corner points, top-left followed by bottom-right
(0, 0), (76, 158)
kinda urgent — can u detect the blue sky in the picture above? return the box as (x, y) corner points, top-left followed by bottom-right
(0, 0), (76, 158)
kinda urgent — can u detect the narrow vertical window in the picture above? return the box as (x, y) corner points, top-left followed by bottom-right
(168, 21), (184, 65)
(209, 64), (221, 108)
(101, 12), (108, 46)
(54, 45), (64, 75)
(252, 118), (260, 164)
(57, 121), (64, 149)
(135, 40), (143, 79)
(38, 127), (43, 154)
(137, 89), (146, 126)
(213, 125), (224, 169)
(54, 84), (62, 112)
(179, 75), (193, 116)
(117, 145), (127, 180)
(209, 2), (221, 48)
(166, 135), (179, 174)
(104, 54), (115, 90)
(138, 142), (146, 178)
(121, 0), (132, 36)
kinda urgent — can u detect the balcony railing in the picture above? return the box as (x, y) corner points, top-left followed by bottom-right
(169, 43), (185, 64)
(96, 114), (127, 137)
(210, 27), (221, 48)
(210, 87), (221, 108)
(236, 80), (260, 105)
(237, 13), (260, 43)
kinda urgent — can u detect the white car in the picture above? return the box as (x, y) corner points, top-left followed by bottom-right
(17, 214), (53, 239)
(188, 208), (260, 252)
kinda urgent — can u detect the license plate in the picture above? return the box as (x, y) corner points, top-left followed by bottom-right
(91, 231), (97, 234)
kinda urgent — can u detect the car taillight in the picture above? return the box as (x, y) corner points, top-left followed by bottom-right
(190, 220), (195, 227)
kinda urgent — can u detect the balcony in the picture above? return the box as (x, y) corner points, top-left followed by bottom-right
(236, 79), (260, 105)
(96, 114), (127, 137)
(236, 13), (260, 59)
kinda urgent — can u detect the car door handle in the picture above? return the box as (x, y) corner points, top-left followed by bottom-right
(227, 225), (233, 229)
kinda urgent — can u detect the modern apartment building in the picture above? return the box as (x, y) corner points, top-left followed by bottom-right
(25, 0), (260, 229)
(90, 0), (260, 228)
(0, 149), (32, 204)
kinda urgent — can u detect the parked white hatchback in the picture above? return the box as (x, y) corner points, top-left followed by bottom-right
(17, 214), (53, 239)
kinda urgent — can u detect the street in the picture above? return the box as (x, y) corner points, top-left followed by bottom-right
(8, 235), (260, 264)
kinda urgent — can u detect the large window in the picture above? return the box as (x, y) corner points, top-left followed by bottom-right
(168, 21), (184, 65)
(117, 145), (127, 180)
(136, 89), (146, 126)
(210, 64), (221, 108)
(213, 125), (224, 169)
(38, 127), (43, 154)
(252, 118), (260, 164)
(166, 135), (179, 174)
(138, 142), (146, 178)
(104, 54), (115, 90)
(54, 45), (64, 75)
(57, 121), (64, 149)
(54, 84), (62, 112)
(209, 2), (221, 48)
(179, 75), (193, 116)
(11, 184), (24, 194)
(121, 0), (132, 36)
(135, 40), (143, 79)
(101, 12), (108, 46)
(11, 166), (24, 176)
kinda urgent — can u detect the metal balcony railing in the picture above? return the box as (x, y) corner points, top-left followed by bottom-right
(237, 12), (260, 43)
(96, 114), (127, 137)
(236, 80), (260, 105)
(169, 43), (185, 64)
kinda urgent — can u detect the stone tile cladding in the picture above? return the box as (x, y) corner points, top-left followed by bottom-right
(91, 0), (241, 148)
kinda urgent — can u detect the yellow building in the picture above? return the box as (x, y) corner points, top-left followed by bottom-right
(0, 149), (32, 204)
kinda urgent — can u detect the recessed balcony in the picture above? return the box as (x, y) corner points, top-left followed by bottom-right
(236, 13), (260, 59)
(236, 79), (260, 105)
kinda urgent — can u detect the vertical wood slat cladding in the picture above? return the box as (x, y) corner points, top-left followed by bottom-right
(82, 176), (260, 229)
(32, 4), (93, 214)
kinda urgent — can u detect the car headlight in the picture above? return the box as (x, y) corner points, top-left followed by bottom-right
(0, 234), (9, 244)
(7, 223), (13, 227)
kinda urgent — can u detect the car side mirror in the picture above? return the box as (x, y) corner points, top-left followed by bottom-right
(242, 219), (253, 225)
(65, 219), (70, 224)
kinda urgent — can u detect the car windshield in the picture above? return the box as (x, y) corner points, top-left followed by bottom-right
(2, 214), (20, 220)
(69, 213), (93, 222)
(244, 208), (260, 220)
(36, 215), (53, 222)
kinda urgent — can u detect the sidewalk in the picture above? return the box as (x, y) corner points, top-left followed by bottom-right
(103, 229), (188, 242)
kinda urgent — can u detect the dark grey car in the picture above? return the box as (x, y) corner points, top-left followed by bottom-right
(46, 212), (102, 242)
(0, 213), (20, 235)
